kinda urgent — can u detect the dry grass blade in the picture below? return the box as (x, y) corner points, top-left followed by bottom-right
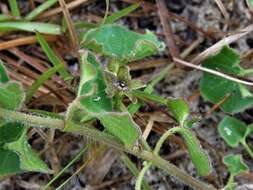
(192, 24), (253, 64)
(213, 0), (229, 21)
(0, 35), (57, 51)
(39, 0), (89, 18)
(142, 117), (154, 140)
(156, 0), (180, 59)
(58, 0), (79, 50)
(173, 58), (253, 86)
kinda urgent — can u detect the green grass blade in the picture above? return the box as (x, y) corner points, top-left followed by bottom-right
(121, 154), (151, 190)
(42, 145), (89, 190)
(100, 0), (110, 25)
(74, 21), (97, 29)
(0, 14), (14, 22)
(74, 2), (140, 29)
(25, 0), (58, 20)
(25, 64), (64, 103)
(36, 32), (72, 81)
(0, 22), (61, 35)
(105, 2), (140, 24)
(8, 0), (20, 17)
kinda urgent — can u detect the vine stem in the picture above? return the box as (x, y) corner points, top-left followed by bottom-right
(241, 140), (253, 160)
(0, 107), (216, 190)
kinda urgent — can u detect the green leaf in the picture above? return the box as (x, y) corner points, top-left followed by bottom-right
(0, 82), (25, 110)
(0, 122), (24, 143)
(5, 128), (50, 173)
(218, 116), (247, 147)
(0, 148), (21, 176)
(170, 127), (211, 176)
(200, 46), (253, 113)
(223, 154), (249, 176)
(77, 52), (112, 112)
(36, 32), (71, 81)
(167, 99), (189, 126)
(66, 53), (112, 125)
(0, 22), (61, 35)
(0, 60), (9, 83)
(98, 112), (141, 149)
(81, 24), (165, 63)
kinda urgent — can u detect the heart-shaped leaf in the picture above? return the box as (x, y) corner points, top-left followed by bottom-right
(218, 116), (247, 147)
(200, 46), (253, 113)
(81, 24), (165, 63)
(223, 154), (249, 176)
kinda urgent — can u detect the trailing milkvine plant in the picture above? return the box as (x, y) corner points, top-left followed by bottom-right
(0, 2), (252, 190)
(0, 24), (215, 189)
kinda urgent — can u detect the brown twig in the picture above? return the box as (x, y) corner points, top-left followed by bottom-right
(156, 0), (180, 59)
(39, 0), (90, 19)
(58, 0), (79, 51)
(0, 35), (58, 51)
(192, 24), (253, 64)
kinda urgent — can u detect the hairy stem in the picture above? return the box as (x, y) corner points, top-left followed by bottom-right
(0, 107), (63, 129)
(0, 108), (216, 190)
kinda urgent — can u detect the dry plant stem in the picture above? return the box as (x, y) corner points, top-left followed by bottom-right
(173, 58), (253, 86)
(58, 0), (79, 50)
(156, 0), (180, 59)
(39, 0), (89, 18)
(192, 24), (253, 64)
(0, 35), (57, 50)
(0, 107), (216, 190)
(213, 0), (229, 21)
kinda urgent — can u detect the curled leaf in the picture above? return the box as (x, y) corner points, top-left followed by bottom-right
(170, 127), (211, 176)
(81, 24), (165, 63)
